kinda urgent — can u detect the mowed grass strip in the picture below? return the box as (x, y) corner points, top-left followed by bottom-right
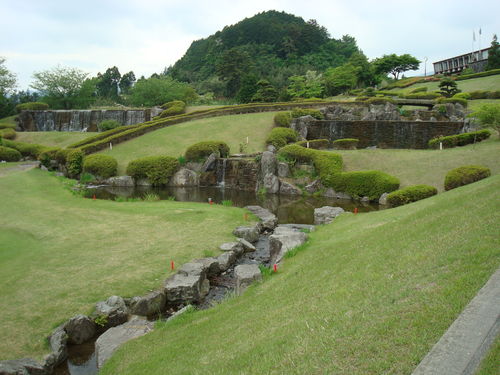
(102, 174), (500, 375)
(336, 135), (500, 191)
(99, 112), (276, 174)
(0, 168), (253, 360)
(15, 131), (98, 148)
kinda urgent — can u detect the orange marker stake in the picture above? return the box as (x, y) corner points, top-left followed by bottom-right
(354, 207), (358, 214)
(170, 261), (175, 270)
(92, 194), (96, 200)
(273, 264), (278, 272)
(244, 213), (249, 221)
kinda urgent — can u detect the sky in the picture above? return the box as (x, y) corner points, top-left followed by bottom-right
(1, 0), (499, 90)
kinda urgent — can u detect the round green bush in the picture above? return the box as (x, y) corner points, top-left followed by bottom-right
(332, 138), (359, 150)
(1, 139), (46, 159)
(159, 100), (186, 118)
(184, 141), (230, 162)
(453, 92), (471, 100)
(15, 102), (49, 112)
(0, 146), (22, 161)
(386, 185), (438, 207)
(0, 128), (16, 140)
(126, 156), (179, 185)
(273, 112), (292, 127)
(66, 149), (84, 177)
(55, 148), (71, 164)
(330, 171), (400, 200)
(444, 165), (491, 191)
(98, 120), (121, 132)
(266, 127), (298, 149)
(291, 108), (324, 120)
(82, 154), (118, 179)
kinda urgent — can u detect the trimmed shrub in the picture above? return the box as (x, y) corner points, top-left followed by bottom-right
(468, 90), (489, 100)
(386, 185), (438, 207)
(0, 146), (22, 161)
(66, 149), (84, 177)
(330, 171), (400, 200)
(455, 68), (500, 81)
(160, 100), (186, 118)
(291, 108), (324, 120)
(38, 147), (62, 168)
(184, 141), (230, 162)
(365, 97), (395, 105)
(453, 92), (471, 100)
(332, 138), (359, 150)
(410, 87), (428, 93)
(0, 128), (16, 140)
(274, 112), (292, 127)
(486, 90), (500, 99)
(1, 139), (46, 158)
(98, 119), (121, 132)
(55, 148), (71, 164)
(82, 154), (117, 179)
(126, 156), (179, 185)
(296, 139), (330, 149)
(435, 97), (468, 107)
(403, 92), (441, 100)
(428, 130), (491, 149)
(373, 90), (401, 97)
(266, 128), (298, 149)
(15, 102), (49, 112)
(444, 165), (491, 191)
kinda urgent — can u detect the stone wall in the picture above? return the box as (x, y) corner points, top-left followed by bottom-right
(217, 158), (259, 191)
(17, 108), (162, 132)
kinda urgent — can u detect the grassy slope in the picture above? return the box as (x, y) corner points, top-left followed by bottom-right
(15, 131), (98, 148)
(0, 168), (254, 360)
(102, 174), (500, 375)
(475, 335), (500, 375)
(336, 136), (500, 191)
(395, 75), (500, 94)
(99, 112), (276, 174)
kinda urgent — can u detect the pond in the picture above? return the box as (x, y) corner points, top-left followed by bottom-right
(86, 185), (382, 224)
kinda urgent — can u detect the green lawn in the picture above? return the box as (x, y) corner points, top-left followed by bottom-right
(467, 98), (500, 111)
(475, 335), (500, 375)
(336, 135), (500, 191)
(100, 112), (276, 174)
(0, 168), (254, 360)
(395, 74), (500, 94)
(102, 174), (500, 375)
(15, 131), (98, 148)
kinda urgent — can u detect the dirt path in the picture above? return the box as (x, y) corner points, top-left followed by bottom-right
(0, 162), (39, 177)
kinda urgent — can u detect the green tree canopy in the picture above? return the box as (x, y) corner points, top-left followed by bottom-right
(0, 57), (16, 95)
(287, 70), (324, 99)
(128, 76), (197, 107)
(96, 66), (121, 99)
(373, 54), (420, 80)
(469, 103), (500, 132)
(486, 34), (500, 70)
(252, 80), (278, 102)
(119, 71), (136, 94)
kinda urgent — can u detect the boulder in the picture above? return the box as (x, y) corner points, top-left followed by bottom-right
(269, 226), (308, 264)
(323, 188), (352, 200)
(305, 180), (324, 194)
(169, 168), (199, 187)
(219, 242), (244, 255)
(260, 151), (277, 176)
(95, 317), (154, 368)
(178, 262), (206, 278)
(290, 115), (314, 139)
(201, 153), (217, 172)
(244, 205), (278, 230)
(238, 238), (256, 252)
(233, 225), (260, 243)
(95, 295), (129, 327)
(46, 325), (68, 368)
(379, 192), (389, 205)
(129, 290), (166, 317)
(234, 264), (262, 295)
(185, 161), (203, 173)
(64, 315), (96, 345)
(105, 176), (134, 187)
(164, 268), (209, 305)
(277, 162), (290, 178)
(267, 145), (277, 153)
(193, 257), (220, 277)
(216, 250), (238, 272)
(360, 196), (370, 202)
(135, 178), (152, 187)
(314, 206), (345, 225)
(279, 180), (302, 196)
(0, 358), (46, 375)
(263, 173), (280, 194)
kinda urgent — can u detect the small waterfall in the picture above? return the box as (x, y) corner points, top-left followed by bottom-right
(217, 159), (227, 187)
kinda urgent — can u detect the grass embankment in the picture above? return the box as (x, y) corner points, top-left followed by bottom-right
(100, 112), (276, 174)
(15, 131), (98, 148)
(337, 135), (500, 191)
(392, 74), (500, 94)
(0, 168), (254, 360)
(102, 174), (500, 374)
(475, 335), (500, 375)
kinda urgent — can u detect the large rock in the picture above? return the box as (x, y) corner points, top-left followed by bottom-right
(323, 188), (352, 200)
(201, 153), (218, 172)
(238, 238), (256, 252)
(0, 358), (46, 375)
(164, 263), (209, 305)
(95, 295), (129, 328)
(129, 290), (166, 317)
(277, 162), (290, 178)
(234, 264), (262, 295)
(185, 161), (203, 173)
(105, 176), (134, 187)
(193, 257), (220, 277)
(95, 317), (154, 368)
(216, 250), (238, 272)
(135, 178), (152, 187)
(290, 115), (314, 139)
(314, 206), (345, 225)
(169, 168), (199, 187)
(45, 325), (68, 369)
(233, 225), (260, 243)
(219, 242), (244, 255)
(269, 226), (308, 264)
(305, 179), (324, 194)
(64, 315), (96, 345)
(379, 192), (389, 205)
(244, 205), (278, 230)
(263, 173), (280, 194)
(260, 151), (277, 176)
(279, 180), (302, 195)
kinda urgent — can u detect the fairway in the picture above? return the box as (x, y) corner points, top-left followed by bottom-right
(0, 168), (252, 360)
(99, 112), (276, 174)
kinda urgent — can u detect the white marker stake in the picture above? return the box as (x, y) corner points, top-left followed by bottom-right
(439, 142), (442, 150)
(110, 143), (113, 150)
(307, 141), (310, 148)
(246, 136), (249, 144)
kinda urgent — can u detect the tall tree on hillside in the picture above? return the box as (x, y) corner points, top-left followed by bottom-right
(373, 54), (420, 80)
(0, 57), (17, 117)
(486, 34), (500, 70)
(216, 48), (254, 97)
(119, 71), (136, 94)
(236, 74), (258, 103)
(323, 63), (361, 96)
(96, 66), (121, 98)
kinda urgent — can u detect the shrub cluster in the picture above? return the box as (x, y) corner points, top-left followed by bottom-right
(467, 90), (500, 100)
(15, 102), (49, 112)
(98, 119), (121, 132)
(330, 171), (400, 200)
(364, 97), (395, 105)
(0, 128), (16, 140)
(0, 146), (22, 161)
(266, 128), (298, 149)
(428, 129), (491, 149)
(386, 185), (438, 207)
(373, 90), (401, 97)
(410, 87), (428, 93)
(403, 92), (441, 100)
(126, 156), (179, 185)
(274, 112), (292, 127)
(1, 139), (46, 158)
(82, 154), (117, 179)
(453, 92), (471, 100)
(295, 139), (330, 149)
(38, 147), (61, 168)
(66, 149), (85, 177)
(184, 141), (230, 162)
(444, 165), (491, 191)
(160, 100), (186, 118)
(291, 108), (324, 120)
(434, 97), (468, 107)
(332, 138), (359, 150)
(55, 148), (71, 164)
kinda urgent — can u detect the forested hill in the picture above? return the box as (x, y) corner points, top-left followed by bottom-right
(168, 10), (361, 97)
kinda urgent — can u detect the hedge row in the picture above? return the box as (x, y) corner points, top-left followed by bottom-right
(184, 141), (230, 162)
(467, 90), (500, 100)
(15, 102), (49, 112)
(428, 129), (491, 149)
(274, 112), (292, 127)
(455, 68), (500, 81)
(435, 97), (468, 107)
(82, 154), (117, 179)
(266, 128), (298, 149)
(126, 156), (179, 185)
(0, 146), (22, 161)
(403, 92), (441, 100)
(1, 139), (47, 158)
(386, 185), (438, 207)
(296, 139), (330, 149)
(332, 138), (359, 150)
(0, 128), (16, 140)
(67, 124), (143, 149)
(291, 108), (324, 120)
(444, 165), (491, 191)
(159, 100), (186, 118)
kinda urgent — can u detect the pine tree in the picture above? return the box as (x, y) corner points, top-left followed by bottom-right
(486, 34), (500, 70)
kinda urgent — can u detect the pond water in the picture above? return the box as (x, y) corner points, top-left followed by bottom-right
(86, 185), (382, 224)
